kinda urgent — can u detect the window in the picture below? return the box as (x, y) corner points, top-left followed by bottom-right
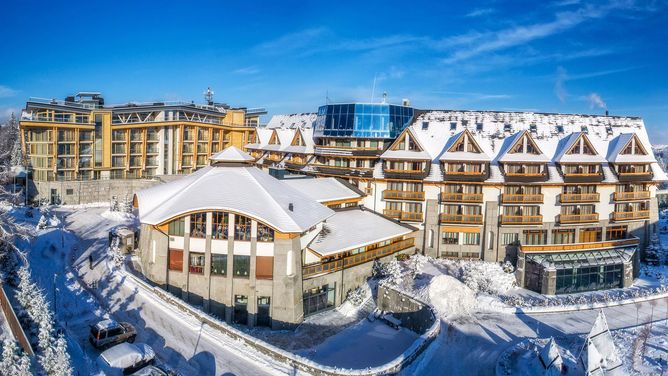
(235, 215), (252, 241)
(257, 223), (274, 242)
(422, 121), (429, 130)
(189, 252), (205, 274)
(190, 213), (206, 238)
(211, 212), (229, 240)
(552, 229), (575, 244)
(523, 230), (547, 245)
(66, 189), (74, 195)
(606, 226), (627, 240)
(579, 227), (602, 243)
(476, 123), (483, 131)
(168, 249), (183, 271)
(211, 254), (227, 275)
(168, 217), (185, 236)
(442, 232), (459, 245)
(233, 255), (250, 277)
(462, 233), (480, 245)
(303, 284), (336, 316)
(256, 256), (274, 279)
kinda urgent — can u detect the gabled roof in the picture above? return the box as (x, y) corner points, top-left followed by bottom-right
(244, 128), (272, 150)
(281, 177), (363, 203)
(307, 207), (414, 257)
(607, 133), (656, 163)
(381, 128), (431, 161)
(263, 128), (295, 152)
(495, 130), (550, 163)
(553, 132), (606, 163)
(136, 157), (335, 233)
(283, 127), (315, 154)
(439, 129), (491, 162)
(209, 146), (255, 163)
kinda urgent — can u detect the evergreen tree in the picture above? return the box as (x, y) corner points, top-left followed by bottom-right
(0, 339), (32, 376)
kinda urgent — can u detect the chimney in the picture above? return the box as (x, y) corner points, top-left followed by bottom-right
(605, 110), (609, 116)
(288, 203), (294, 212)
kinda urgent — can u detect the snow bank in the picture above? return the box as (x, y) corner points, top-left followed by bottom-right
(100, 210), (135, 222)
(460, 261), (516, 295)
(428, 275), (476, 318)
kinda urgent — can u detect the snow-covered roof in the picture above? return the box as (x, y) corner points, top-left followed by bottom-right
(606, 133), (657, 163)
(210, 146), (255, 163)
(136, 149), (335, 232)
(308, 208), (414, 257)
(281, 177), (363, 203)
(495, 131), (551, 163)
(538, 338), (563, 372)
(245, 128), (273, 150)
(553, 132), (606, 163)
(265, 113), (317, 129)
(283, 128), (315, 154)
(94, 319), (119, 330)
(439, 130), (492, 162)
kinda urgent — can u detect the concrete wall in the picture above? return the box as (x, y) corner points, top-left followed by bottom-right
(31, 178), (163, 205)
(376, 284), (435, 334)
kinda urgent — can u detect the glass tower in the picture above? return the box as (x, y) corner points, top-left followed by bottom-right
(314, 103), (414, 138)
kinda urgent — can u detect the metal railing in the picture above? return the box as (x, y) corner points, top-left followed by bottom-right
(302, 238), (414, 279)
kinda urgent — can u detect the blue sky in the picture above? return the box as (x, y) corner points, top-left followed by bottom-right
(1, 0), (668, 142)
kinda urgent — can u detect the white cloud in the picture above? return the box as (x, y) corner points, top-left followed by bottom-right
(555, 66), (568, 102)
(465, 8), (495, 17)
(585, 92), (607, 110)
(0, 85), (17, 98)
(233, 66), (260, 75)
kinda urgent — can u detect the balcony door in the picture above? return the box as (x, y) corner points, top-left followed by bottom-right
(579, 228), (601, 243)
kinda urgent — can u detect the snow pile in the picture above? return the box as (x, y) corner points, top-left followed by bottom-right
(101, 210), (135, 222)
(48, 215), (60, 227)
(460, 261), (516, 295)
(378, 259), (405, 287)
(428, 275), (476, 318)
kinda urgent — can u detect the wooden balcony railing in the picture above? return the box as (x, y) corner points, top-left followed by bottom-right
(500, 215), (542, 225)
(520, 237), (639, 253)
(302, 238), (415, 279)
(439, 192), (483, 203)
(612, 210), (650, 221)
(558, 213), (599, 224)
(560, 193), (600, 203)
(501, 193), (543, 204)
(382, 190), (425, 201)
(439, 213), (483, 225)
(613, 191), (650, 201)
(444, 170), (486, 176)
(383, 209), (423, 222)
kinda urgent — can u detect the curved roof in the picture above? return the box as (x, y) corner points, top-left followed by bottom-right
(136, 161), (334, 232)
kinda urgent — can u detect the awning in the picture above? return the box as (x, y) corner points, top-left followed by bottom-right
(526, 247), (636, 270)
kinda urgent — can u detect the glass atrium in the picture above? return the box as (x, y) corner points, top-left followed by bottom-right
(314, 103), (414, 138)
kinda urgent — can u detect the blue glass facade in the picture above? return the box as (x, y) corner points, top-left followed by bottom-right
(314, 103), (414, 138)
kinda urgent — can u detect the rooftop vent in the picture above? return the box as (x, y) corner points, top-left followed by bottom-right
(606, 125), (613, 135)
(503, 124), (512, 133)
(556, 125), (564, 134)
(288, 203), (294, 212)
(529, 124), (537, 133)
(450, 122), (457, 131)
(476, 123), (483, 131)
(581, 125), (589, 134)
(422, 121), (429, 130)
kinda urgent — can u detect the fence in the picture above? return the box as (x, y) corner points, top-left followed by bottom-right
(0, 284), (34, 356)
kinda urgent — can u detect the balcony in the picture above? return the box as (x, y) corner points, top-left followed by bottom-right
(315, 145), (384, 157)
(382, 190), (425, 201)
(441, 164), (490, 182)
(500, 215), (542, 225)
(612, 210), (650, 221)
(560, 193), (600, 203)
(502, 164), (549, 183)
(501, 193), (543, 204)
(312, 165), (374, 178)
(558, 213), (599, 224)
(613, 191), (650, 201)
(302, 238), (415, 279)
(284, 160), (308, 170)
(439, 192), (483, 203)
(519, 236), (639, 253)
(616, 167), (653, 182)
(382, 165), (431, 180)
(383, 209), (424, 222)
(439, 213), (483, 225)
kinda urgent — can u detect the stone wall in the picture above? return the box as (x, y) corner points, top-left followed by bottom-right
(376, 284), (436, 334)
(31, 178), (167, 205)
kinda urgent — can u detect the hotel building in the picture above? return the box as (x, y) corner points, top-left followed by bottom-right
(247, 106), (667, 295)
(19, 92), (264, 202)
(134, 147), (416, 328)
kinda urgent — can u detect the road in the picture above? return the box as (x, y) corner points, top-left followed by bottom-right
(404, 293), (668, 375)
(53, 206), (287, 376)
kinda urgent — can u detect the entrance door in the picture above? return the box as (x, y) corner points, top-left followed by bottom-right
(233, 295), (248, 325)
(256, 297), (271, 327)
(50, 189), (58, 205)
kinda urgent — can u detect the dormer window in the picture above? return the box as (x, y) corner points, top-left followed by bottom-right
(450, 122), (457, 131)
(476, 123), (483, 131)
(620, 135), (647, 155)
(530, 124), (537, 133)
(422, 121), (429, 130)
(581, 125), (588, 134)
(504, 124), (512, 132)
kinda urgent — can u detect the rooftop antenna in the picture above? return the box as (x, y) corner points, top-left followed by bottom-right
(326, 90), (330, 104)
(204, 87), (214, 105)
(371, 73), (377, 103)
(382, 92), (388, 104)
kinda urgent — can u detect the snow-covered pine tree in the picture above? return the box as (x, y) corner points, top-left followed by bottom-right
(0, 339), (32, 376)
(7, 113), (25, 168)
